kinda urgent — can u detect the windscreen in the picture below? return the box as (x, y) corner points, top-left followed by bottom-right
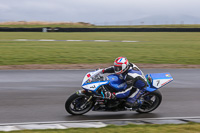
(86, 74), (106, 84)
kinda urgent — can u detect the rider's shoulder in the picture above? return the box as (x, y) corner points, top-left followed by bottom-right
(129, 63), (140, 71)
(129, 63), (138, 68)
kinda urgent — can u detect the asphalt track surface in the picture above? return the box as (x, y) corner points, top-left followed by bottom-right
(0, 69), (199, 124)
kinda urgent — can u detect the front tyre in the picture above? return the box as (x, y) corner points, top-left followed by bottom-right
(65, 93), (94, 115)
(136, 90), (162, 113)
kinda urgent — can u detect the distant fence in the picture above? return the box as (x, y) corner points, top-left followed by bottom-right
(1, 27), (200, 32)
(0, 28), (42, 32)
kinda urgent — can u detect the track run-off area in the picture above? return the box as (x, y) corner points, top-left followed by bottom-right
(0, 69), (200, 124)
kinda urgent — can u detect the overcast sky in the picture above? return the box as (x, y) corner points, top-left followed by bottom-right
(1, 0), (200, 25)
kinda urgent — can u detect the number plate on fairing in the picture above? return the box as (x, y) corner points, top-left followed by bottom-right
(82, 81), (109, 91)
(148, 73), (173, 88)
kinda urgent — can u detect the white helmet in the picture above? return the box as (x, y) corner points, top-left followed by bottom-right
(114, 57), (129, 74)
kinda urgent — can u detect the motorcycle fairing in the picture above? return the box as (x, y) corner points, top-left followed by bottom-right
(81, 70), (173, 93)
(82, 70), (100, 85)
(145, 73), (173, 92)
(82, 81), (109, 92)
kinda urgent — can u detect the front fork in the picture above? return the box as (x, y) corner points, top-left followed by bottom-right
(80, 96), (93, 109)
(76, 90), (94, 109)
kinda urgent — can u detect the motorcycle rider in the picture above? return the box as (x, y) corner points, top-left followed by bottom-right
(100, 56), (148, 108)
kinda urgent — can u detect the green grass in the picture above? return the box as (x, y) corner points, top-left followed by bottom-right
(2, 123), (200, 133)
(1, 24), (200, 28)
(0, 32), (200, 65)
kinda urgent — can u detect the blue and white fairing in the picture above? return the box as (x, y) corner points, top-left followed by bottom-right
(81, 69), (127, 93)
(107, 73), (173, 92)
(81, 69), (109, 92)
(81, 69), (173, 93)
(145, 73), (173, 92)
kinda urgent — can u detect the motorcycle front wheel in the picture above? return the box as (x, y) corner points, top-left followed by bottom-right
(136, 90), (162, 113)
(65, 93), (94, 115)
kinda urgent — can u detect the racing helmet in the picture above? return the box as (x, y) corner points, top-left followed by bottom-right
(114, 57), (129, 74)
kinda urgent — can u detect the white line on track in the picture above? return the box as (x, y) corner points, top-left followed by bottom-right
(39, 39), (55, 41)
(14, 39), (28, 41)
(1, 116), (200, 126)
(122, 40), (139, 42)
(1, 116), (200, 131)
(94, 40), (111, 42)
(66, 40), (83, 41)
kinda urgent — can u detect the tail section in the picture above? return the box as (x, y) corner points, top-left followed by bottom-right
(145, 73), (173, 92)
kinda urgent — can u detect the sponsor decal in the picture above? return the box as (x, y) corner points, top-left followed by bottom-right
(161, 79), (172, 86)
(118, 82), (126, 88)
(165, 74), (170, 77)
(87, 74), (91, 78)
(90, 85), (96, 88)
(147, 76), (152, 84)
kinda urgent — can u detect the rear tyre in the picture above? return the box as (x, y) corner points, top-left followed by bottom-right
(65, 93), (94, 115)
(136, 90), (162, 113)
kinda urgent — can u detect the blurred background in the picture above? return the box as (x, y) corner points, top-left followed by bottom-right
(0, 1), (200, 132)
(1, 0), (200, 26)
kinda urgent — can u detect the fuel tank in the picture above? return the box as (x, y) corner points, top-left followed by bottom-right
(107, 74), (127, 91)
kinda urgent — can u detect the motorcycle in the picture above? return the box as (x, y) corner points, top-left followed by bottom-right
(65, 69), (173, 115)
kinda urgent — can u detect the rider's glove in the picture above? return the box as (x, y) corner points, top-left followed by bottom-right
(96, 68), (105, 74)
(104, 92), (116, 99)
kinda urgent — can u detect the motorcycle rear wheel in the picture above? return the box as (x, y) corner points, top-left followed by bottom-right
(136, 90), (162, 113)
(65, 93), (94, 115)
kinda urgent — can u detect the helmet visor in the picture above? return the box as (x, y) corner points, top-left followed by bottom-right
(114, 66), (122, 72)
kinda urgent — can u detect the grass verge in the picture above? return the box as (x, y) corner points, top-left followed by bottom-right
(1, 123), (200, 133)
(0, 32), (199, 65)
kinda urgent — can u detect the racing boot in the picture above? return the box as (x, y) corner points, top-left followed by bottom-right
(125, 89), (144, 108)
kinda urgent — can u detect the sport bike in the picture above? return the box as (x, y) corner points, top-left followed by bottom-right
(65, 69), (173, 115)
